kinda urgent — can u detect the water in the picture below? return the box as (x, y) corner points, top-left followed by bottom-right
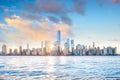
(0, 56), (120, 80)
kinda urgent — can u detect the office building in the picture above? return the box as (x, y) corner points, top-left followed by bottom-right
(57, 30), (61, 45)
(9, 49), (12, 55)
(19, 46), (22, 55)
(63, 42), (69, 56)
(56, 30), (61, 55)
(2, 44), (7, 55)
(45, 41), (51, 55)
(71, 40), (75, 55)
(93, 42), (95, 48)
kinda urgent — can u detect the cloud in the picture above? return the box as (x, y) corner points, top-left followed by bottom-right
(96, 0), (120, 6)
(0, 23), (8, 30)
(0, 5), (14, 13)
(0, 38), (6, 43)
(47, 16), (60, 24)
(4, 15), (73, 43)
(88, 36), (93, 39)
(108, 39), (120, 42)
(22, 12), (42, 21)
(112, 0), (120, 4)
(96, 0), (109, 6)
(22, 0), (86, 25)
(72, 0), (86, 15)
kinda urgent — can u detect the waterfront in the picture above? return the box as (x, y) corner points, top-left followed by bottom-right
(0, 56), (120, 80)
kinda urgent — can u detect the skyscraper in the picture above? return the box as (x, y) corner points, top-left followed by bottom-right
(2, 44), (7, 55)
(57, 30), (61, 55)
(57, 30), (61, 45)
(26, 44), (30, 55)
(27, 44), (29, 50)
(65, 38), (70, 50)
(9, 49), (12, 55)
(19, 46), (22, 55)
(63, 38), (70, 56)
(71, 40), (74, 55)
(93, 42), (95, 48)
(63, 42), (69, 56)
(45, 40), (50, 55)
(41, 41), (44, 55)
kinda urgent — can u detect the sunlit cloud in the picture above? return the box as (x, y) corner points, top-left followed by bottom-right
(4, 15), (73, 43)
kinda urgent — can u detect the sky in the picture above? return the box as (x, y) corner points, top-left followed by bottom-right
(0, 0), (120, 53)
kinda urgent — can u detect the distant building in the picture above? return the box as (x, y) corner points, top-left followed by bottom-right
(93, 42), (95, 49)
(41, 41), (44, 55)
(2, 44), (7, 55)
(96, 47), (101, 55)
(63, 42), (69, 56)
(103, 47), (108, 55)
(57, 30), (61, 45)
(31, 48), (37, 55)
(9, 49), (12, 55)
(51, 41), (58, 56)
(19, 46), (22, 55)
(26, 44), (30, 55)
(71, 40), (75, 55)
(27, 44), (29, 50)
(56, 30), (61, 55)
(76, 44), (80, 55)
(107, 47), (116, 55)
(13, 49), (18, 55)
(103, 47), (117, 55)
(112, 47), (117, 55)
(45, 41), (51, 55)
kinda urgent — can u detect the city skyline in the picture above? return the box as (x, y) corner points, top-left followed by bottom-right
(0, 0), (120, 53)
(0, 30), (118, 56)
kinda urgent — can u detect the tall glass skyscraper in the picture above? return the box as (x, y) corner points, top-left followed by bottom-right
(57, 30), (61, 55)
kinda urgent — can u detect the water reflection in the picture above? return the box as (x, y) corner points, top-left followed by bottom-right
(46, 56), (56, 73)
(0, 56), (120, 80)
(59, 56), (67, 65)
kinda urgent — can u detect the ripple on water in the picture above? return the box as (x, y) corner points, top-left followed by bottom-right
(0, 56), (120, 80)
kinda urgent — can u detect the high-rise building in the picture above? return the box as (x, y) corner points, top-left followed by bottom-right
(41, 41), (44, 48)
(56, 30), (61, 55)
(9, 49), (12, 55)
(103, 47), (107, 55)
(14, 49), (18, 55)
(93, 42), (95, 48)
(2, 44), (7, 55)
(67, 38), (69, 46)
(63, 42), (69, 56)
(19, 46), (22, 55)
(27, 44), (29, 50)
(76, 44), (81, 55)
(66, 38), (70, 50)
(41, 41), (44, 55)
(71, 40), (74, 55)
(45, 41), (51, 55)
(57, 30), (61, 45)
(63, 39), (70, 56)
(26, 44), (30, 55)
